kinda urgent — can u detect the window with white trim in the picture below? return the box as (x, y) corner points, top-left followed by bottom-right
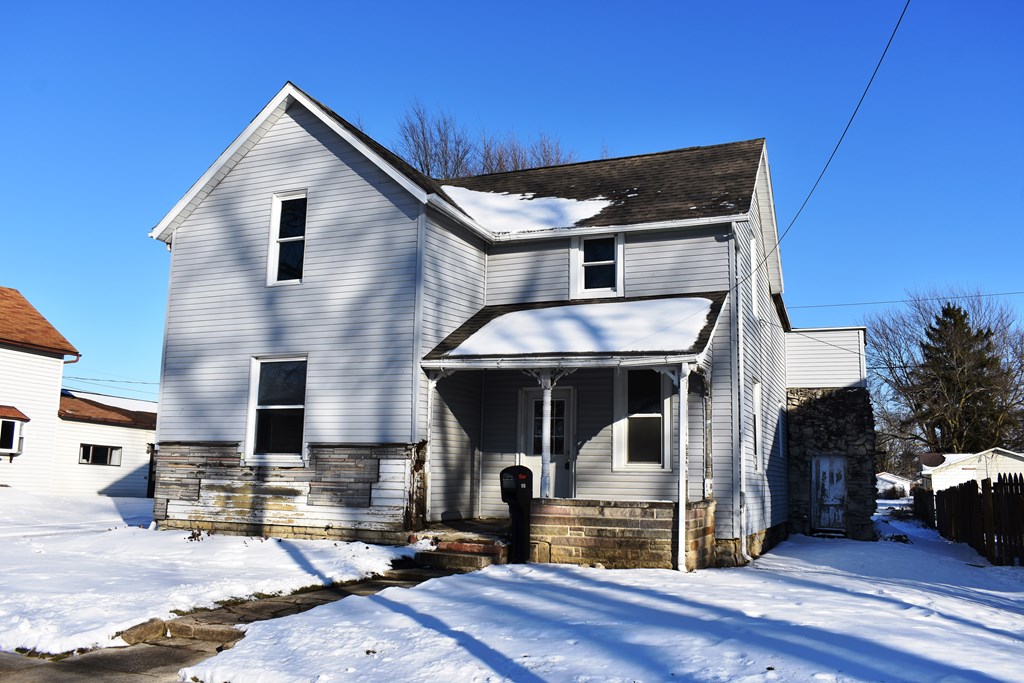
(752, 381), (763, 470)
(571, 233), (624, 298)
(268, 191), (307, 284)
(248, 357), (307, 459)
(614, 369), (671, 468)
(0, 419), (26, 454)
(79, 444), (122, 466)
(750, 237), (759, 320)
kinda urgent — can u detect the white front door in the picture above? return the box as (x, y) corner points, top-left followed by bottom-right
(519, 388), (575, 498)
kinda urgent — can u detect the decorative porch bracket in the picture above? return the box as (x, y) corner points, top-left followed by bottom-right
(523, 368), (576, 498)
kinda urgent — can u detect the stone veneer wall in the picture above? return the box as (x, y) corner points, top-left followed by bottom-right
(787, 387), (876, 541)
(529, 498), (717, 570)
(153, 442), (421, 544)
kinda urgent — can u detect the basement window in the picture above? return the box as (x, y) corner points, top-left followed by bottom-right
(80, 444), (123, 466)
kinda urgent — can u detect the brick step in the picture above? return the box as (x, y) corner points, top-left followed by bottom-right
(434, 539), (508, 561)
(414, 549), (504, 572)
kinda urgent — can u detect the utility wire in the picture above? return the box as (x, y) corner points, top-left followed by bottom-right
(65, 376), (159, 385)
(789, 290), (1024, 310)
(622, 2), (912, 349)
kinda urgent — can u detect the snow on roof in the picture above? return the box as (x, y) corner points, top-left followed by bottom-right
(440, 185), (612, 233)
(447, 297), (713, 357)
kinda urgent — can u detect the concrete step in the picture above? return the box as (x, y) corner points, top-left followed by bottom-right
(434, 540), (508, 562)
(414, 549), (501, 572)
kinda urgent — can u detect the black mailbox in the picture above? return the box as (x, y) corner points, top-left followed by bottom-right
(499, 465), (533, 563)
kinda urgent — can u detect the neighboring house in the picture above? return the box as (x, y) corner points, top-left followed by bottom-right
(148, 83), (874, 569)
(876, 472), (912, 496)
(0, 287), (157, 497)
(922, 448), (1024, 493)
(58, 390), (157, 496)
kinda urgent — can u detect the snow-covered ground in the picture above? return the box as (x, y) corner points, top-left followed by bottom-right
(186, 508), (1024, 683)
(0, 488), (409, 654)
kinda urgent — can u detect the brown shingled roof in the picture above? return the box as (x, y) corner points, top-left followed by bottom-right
(0, 405), (30, 422)
(58, 393), (156, 430)
(441, 139), (765, 229)
(0, 287), (79, 357)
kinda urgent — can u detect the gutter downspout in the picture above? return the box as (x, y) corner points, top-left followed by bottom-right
(676, 363), (691, 571)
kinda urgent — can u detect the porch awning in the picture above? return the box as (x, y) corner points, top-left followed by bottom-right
(423, 292), (727, 369)
(0, 405), (30, 422)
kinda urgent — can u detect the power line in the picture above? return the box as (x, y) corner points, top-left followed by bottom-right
(65, 376), (159, 385)
(790, 290), (1024, 310)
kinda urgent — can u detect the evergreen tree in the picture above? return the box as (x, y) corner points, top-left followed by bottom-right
(904, 304), (1010, 452)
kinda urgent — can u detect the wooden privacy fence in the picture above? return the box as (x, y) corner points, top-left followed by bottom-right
(935, 474), (1024, 566)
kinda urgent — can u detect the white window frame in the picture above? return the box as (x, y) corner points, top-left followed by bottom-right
(267, 190), (308, 286)
(244, 355), (308, 467)
(750, 237), (759, 320)
(752, 381), (763, 471)
(612, 368), (672, 471)
(570, 233), (625, 299)
(0, 418), (26, 455)
(79, 444), (123, 466)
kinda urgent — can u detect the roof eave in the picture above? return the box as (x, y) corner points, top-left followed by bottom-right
(422, 353), (701, 371)
(490, 214), (748, 243)
(149, 83), (439, 245)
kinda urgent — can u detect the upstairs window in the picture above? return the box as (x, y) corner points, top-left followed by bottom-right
(268, 191), (307, 284)
(571, 234), (624, 298)
(250, 357), (307, 458)
(80, 444), (122, 466)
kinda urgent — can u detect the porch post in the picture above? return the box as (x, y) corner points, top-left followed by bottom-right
(539, 369), (553, 499)
(677, 364), (691, 571)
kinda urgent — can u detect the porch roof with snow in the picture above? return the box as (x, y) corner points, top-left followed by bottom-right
(423, 293), (726, 370)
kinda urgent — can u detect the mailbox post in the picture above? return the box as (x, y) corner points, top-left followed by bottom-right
(500, 465), (533, 563)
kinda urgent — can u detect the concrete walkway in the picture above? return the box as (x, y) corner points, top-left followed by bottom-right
(0, 568), (448, 682)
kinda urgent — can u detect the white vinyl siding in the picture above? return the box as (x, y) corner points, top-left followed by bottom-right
(159, 102), (422, 445)
(736, 209), (789, 538)
(0, 348), (64, 493)
(429, 372), (482, 521)
(486, 240), (570, 305)
(623, 226), (732, 296)
(786, 328), (867, 388)
(55, 420), (154, 497)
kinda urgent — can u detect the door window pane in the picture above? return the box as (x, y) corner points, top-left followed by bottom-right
(531, 399), (565, 455)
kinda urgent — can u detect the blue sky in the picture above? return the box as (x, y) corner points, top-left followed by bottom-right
(3, 1), (1021, 401)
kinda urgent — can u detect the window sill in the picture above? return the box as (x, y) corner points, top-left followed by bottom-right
(243, 454), (306, 468)
(611, 462), (672, 473)
(267, 279), (302, 287)
(572, 288), (624, 300)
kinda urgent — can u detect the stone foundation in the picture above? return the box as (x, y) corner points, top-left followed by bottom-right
(787, 388), (876, 541)
(714, 523), (789, 567)
(152, 441), (417, 542)
(529, 498), (717, 570)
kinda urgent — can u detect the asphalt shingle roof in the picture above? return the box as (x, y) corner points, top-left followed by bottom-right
(441, 139), (765, 228)
(0, 287), (79, 357)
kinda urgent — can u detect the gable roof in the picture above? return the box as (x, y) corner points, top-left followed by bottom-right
(150, 82), (472, 244)
(149, 83), (777, 258)
(0, 287), (79, 358)
(58, 391), (156, 430)
(441, 139), (765, 231)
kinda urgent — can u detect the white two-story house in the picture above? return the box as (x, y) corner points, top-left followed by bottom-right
(149, 83), (874, 569)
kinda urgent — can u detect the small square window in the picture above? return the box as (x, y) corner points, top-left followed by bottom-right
(268, 192), (307, 284)
(80, 444), (122, 466)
